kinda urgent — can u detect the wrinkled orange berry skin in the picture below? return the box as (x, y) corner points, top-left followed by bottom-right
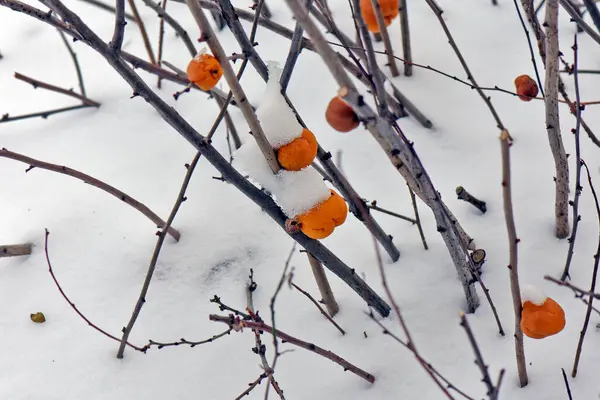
(514, 74), (539, 102)
(360, 0), (399, 33)
(296, 190), (348, 239)
(325, 96), (360, 133)
(276, 128), (318, 171)
(521, 298), (566, 339)
(187, 54), (223, 91)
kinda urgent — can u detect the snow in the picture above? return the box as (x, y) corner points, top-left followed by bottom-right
(521, 284), (548, 306)
(2, 0), (600, 399)
(233, 139), (330, 217)
(255, 61), (304, 148)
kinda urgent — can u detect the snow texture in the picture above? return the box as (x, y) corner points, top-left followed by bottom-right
(233, 139), (330, 217)
(521, 284), (548, 306)
(255, 61), (304, 148)
(3, 1), (600, 399)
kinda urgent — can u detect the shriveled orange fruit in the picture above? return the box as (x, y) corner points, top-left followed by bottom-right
(187, 53), (223, 91)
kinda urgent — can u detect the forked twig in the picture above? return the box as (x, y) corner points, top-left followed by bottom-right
(209, 314), (376, 383)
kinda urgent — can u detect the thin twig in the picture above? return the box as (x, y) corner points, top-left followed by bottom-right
(139, 0), (196, 56)
(499, 130), (528, 387)
(147, 328), (232, 348)
(0, 148), (180, 241)
(0, 104), (95, 123)
(370, 219), (456, 399)
(13, 72), (100, 106)
(398, 0), (412, 76)
(562, 368), (574, 400)
(116, 152), (201, 358)
(127, 0), (157, 64)
(571, 160), (600, 377)
(156, 0), (168, 88)
(78, 0), (136, 20)
(369, 0), (399, 76)
(280, 0), (314, 92)
(235, 373), (268, 400)
(561, 34), (583, 281)
(408, 185), (428, 250)
(459, 313), (501, 399)
(306, 253), (339, 317)
(269, 245), (296, 374)
(424, 0), (506, 131)
(57, 29), (86, 96)
(245, 270), (286, 400)
(368, 314), (474, 400)
(290, 281), (345, 335)
(368, 201), (416, 224)
(209, 314), (376, 383)
(44, 229), (148, 353)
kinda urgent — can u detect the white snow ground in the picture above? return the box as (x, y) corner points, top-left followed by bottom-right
(2, 0), (600, 399)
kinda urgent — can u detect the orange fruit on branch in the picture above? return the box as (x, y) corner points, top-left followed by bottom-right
(325, 96), (360, 132)
(514, 74), (539, 102)
(276, 128), (318, 171)
(360, 0), (399, 33)
(296, 190), (348, 239)
(187, 53), (223, 91)
(520, 297), (565, 339)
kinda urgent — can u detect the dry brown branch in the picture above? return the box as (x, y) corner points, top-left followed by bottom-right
(499, 130), (528, 387)
(398, 0), (412, 76)
(185, 0), (279, 172)
(571, 161), (600, 378)
(14, 72), (100, 106)
(0, 104), (95, 124)
(460, 313), (504, 399)
(0, 243), (32, 258)
(369, 0), (399, 76)
(44, 229), (148, 353)
(544, 0), (570, 239)
(289, 280), (345, 335)
(127, 0), (157, 64)
(116, 152), (202, 358)
(147, 328), (232, 349)
(0, 148), (180, 241)
(209, 314), (376, 383)
(306, 253), (339, 317)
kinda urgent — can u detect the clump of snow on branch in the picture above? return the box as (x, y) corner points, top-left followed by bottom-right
(521, 284), (548, 305)
(255, 61), (304, 148)
(234, 140), (329, 217)
(233, 60), (329, 217)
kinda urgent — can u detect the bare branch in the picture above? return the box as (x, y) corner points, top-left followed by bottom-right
(14, 72), (100, 107)
(57, 29), (86, 96)
(209, 314), (376, 383)
(44, 229), (148, 353)
(110, 0), (126, 51)
(499, 130), (528, 387)
(0, 148), (180, 241)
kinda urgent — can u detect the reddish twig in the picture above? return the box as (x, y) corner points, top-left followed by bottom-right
(290, 281), (346, 335)
(0, 104), (94, 123)
(209, 314), (375, 383)
(44, 229), (148, 353)
(0, 148), (180, 241)
(147, 328), (232, 348)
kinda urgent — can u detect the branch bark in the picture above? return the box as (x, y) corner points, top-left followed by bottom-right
(544, 0), (570, 238)
(499, 130), (528, 387)
(0, 243), (32, 258)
